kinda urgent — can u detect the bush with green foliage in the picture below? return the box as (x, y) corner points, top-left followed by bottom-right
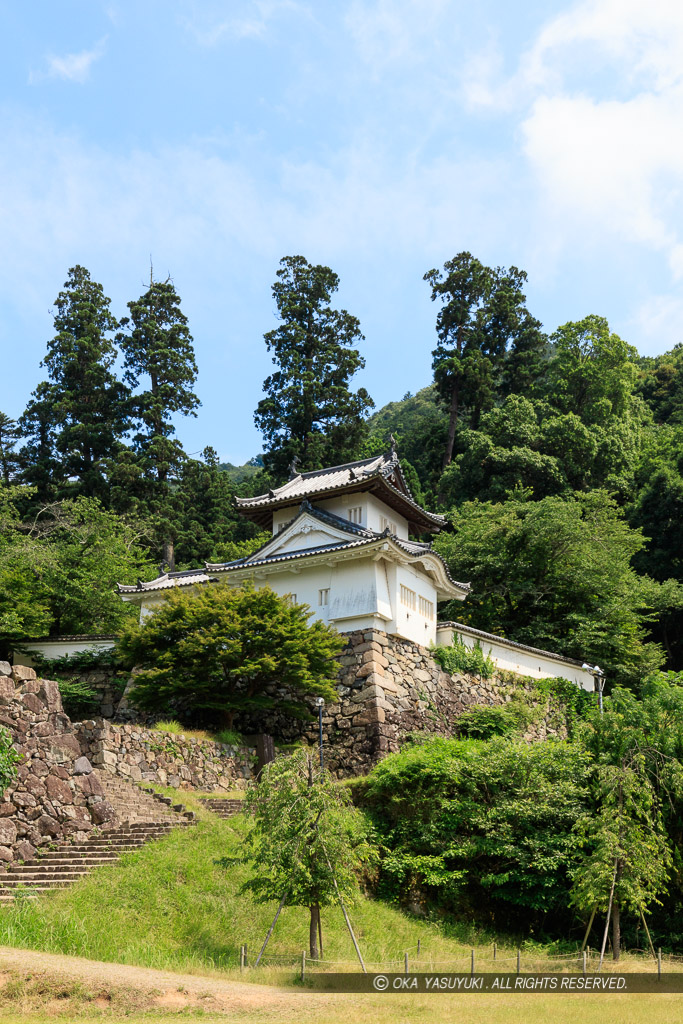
(54, 678), (100, 720)
(455, 704), (522, 739)
(432, 637), (495, 679)
(0, 728), (19, 799)
(118, 583), (343, 730)
(358, 736), (591, 928)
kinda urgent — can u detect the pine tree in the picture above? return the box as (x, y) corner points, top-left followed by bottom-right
(21, 266), (129, 502)
(255, 255), (374, 479)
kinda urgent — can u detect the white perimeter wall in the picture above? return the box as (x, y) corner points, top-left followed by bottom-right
(435, 624), (595, 690)
(14, 639), (116, 667)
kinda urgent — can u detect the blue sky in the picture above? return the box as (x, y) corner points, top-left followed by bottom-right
(2, 0), (683, 463)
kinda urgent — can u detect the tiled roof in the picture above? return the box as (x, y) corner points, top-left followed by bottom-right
(235, 449), (446, 531)
(437, 621), (586, 669)
(117, 570), (213, 594)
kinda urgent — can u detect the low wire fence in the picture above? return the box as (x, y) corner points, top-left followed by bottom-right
(234, 943), (682, 978)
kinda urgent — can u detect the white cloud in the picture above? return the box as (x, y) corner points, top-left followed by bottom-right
(633, 293), (683, 346)
(30, 38), (107, 85)
(345, 0), (451, 69)
(181, 1), (307, 46)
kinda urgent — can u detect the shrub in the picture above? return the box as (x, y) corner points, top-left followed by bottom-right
(455, 705), (520, 739)
(56, 678), (100, 719)
(432, 637), (495, 678)
(0, 727), (19, 798)
(213, 729), (244, 747)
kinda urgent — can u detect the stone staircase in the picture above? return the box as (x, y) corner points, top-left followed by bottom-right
(0, 820), (192, 901)
(94, 771), (191, 824)
(0, 773), (195, 902)
(199, 797), (245, 818)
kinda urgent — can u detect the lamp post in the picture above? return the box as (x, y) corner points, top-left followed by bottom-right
(582, 663), (605, 713)
(316, 697), (324, 768)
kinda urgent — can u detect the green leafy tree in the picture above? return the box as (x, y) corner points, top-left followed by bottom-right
(571, 760), (672, 961)
(241, 749), (375, 959)
(23, 266), (128, 502)
(425, 254), (545, 467)
(119, 583), (343, 729)
(255, 256), (374, 479)
(544, 315), (639, 425)
(0, 413), (21, 485)
(0, 487), (53, 656)
(434, 489), (667, 683)
(575, 681), (683, 947)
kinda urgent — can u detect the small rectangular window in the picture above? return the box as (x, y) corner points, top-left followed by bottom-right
(419, 596), (434, 619)
(285, 593), (297, 606)
(400, 585), (416, 610)
(348, 506), (363, 524)
(380, 515), (398, 534)
(277, 522), (287, 533)
(319, 588), (330, 606)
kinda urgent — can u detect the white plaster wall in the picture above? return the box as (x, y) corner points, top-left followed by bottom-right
(394, 563), (438, 646)
(272, 494), (410, 539)
(435, 624), (595, 690)
(14, 639), (116, 667)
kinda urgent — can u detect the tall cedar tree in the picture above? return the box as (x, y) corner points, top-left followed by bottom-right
(424, 253), (545, 467)
(116, 274), (200, 567)
(117, 274), (200, 483)
(255, 256), (374, 479)
(0, 413), (20, 485)
(20, 266), (128, 502)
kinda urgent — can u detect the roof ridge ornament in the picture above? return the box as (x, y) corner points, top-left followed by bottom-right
(389, 433), (398, 456)
(288, 455), (300, 480)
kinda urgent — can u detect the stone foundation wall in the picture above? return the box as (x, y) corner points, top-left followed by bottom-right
(237, 629), (568, 776)
(74, 719), (257, 790)
(0, 661), (116, 864)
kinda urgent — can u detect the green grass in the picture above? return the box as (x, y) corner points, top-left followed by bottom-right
(0, 803), (511, 977)
(0, 797), (668, 986)
(150, 721), (244, 747)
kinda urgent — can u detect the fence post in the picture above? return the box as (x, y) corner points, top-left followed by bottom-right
(244, 944), (248, 968)
(582, 950), (586, 976)
(658, 948), (662, 980)
(405, 952), (409, 975)
(301, 950), (306, 982)
(493, 942), (497, 961)
(240, 945), (245, 973)
(517, 949), (521, 975)
(417, 939), (421, 956)
(471, 949), (475, 976)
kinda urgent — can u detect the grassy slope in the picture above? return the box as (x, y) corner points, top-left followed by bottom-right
(0, 800), (490, 976)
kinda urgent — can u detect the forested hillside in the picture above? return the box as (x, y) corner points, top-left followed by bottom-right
(2, 254), (683, 685)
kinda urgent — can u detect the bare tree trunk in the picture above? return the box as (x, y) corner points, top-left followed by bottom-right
(163, 539), (175, 573)
(442, 384), (459, 469)
(612, 901), (621, 962)
(309, 903), (321, 960)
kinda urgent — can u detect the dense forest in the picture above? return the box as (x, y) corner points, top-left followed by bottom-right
(1, 253), (683, 690)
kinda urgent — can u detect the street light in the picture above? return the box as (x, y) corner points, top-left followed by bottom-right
(316, 697), (325, 768)
(582, 663), (606, 713)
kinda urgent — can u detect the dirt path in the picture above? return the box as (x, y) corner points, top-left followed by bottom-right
(0, 944), (322, 1016)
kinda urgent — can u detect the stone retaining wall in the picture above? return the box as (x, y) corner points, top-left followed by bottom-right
(0, 661), (116, 863)
(237, 629), (569, 776)
(74, 720), (257, 790)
